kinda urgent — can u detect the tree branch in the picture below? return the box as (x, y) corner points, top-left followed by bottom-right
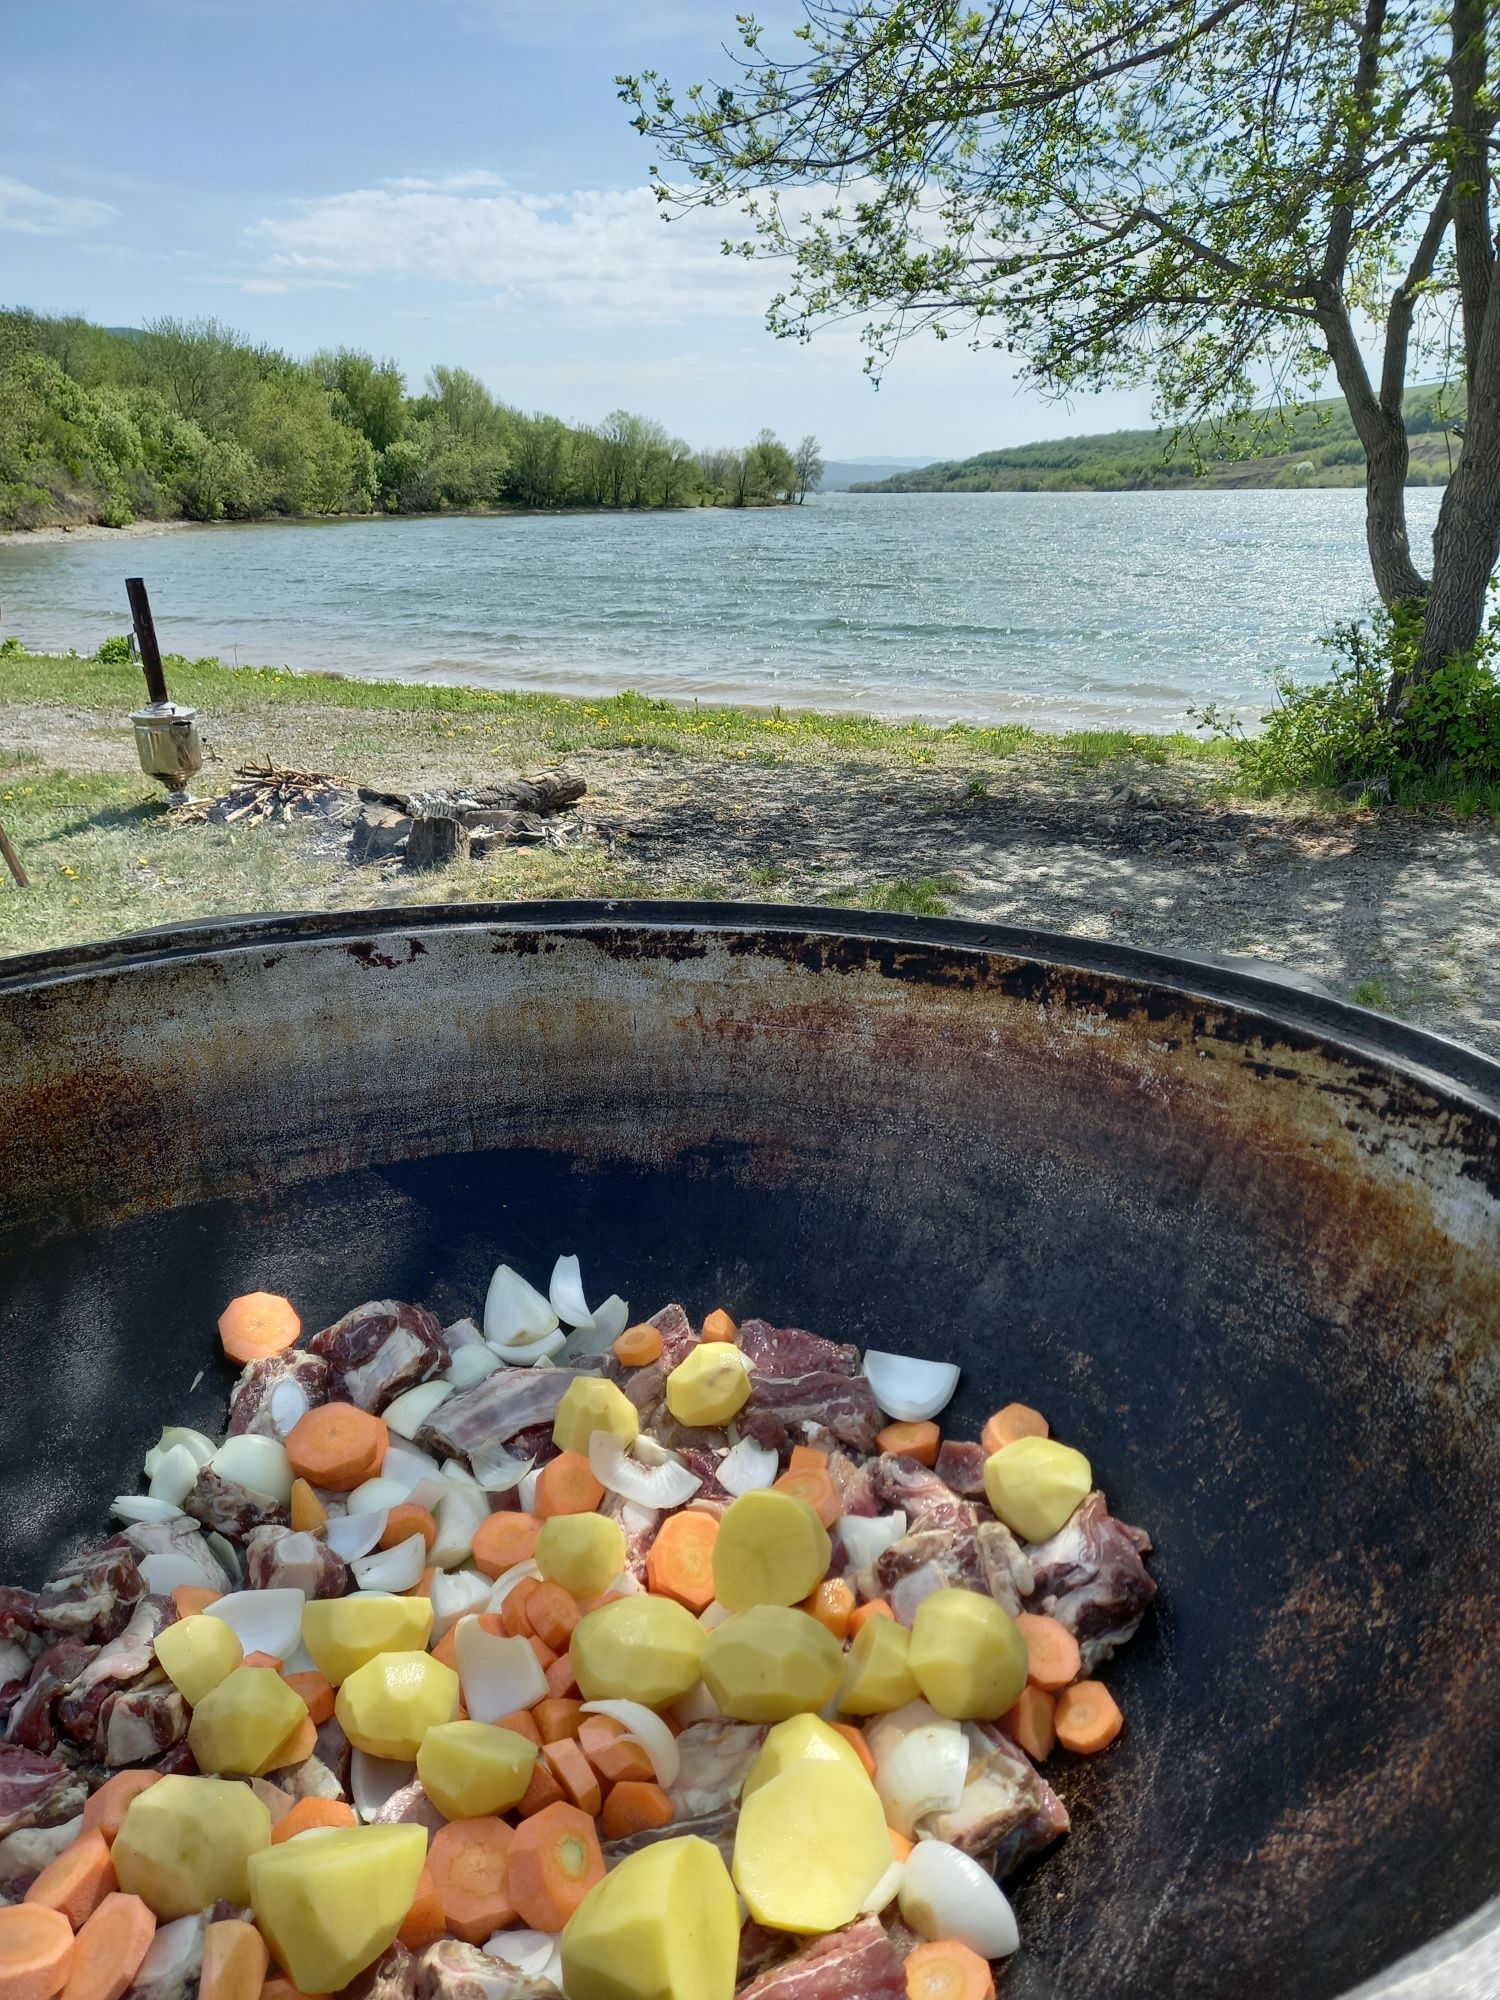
(1381, 177), (1455, 412)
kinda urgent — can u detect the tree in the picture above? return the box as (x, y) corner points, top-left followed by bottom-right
(749, 428), (797, 501)
(793, 433), (824, 504)
(623, 0), (1500, 700)
(311, 349), (407, 453)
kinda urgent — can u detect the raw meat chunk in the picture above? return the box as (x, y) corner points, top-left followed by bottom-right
(310, 1301), (448, 1414)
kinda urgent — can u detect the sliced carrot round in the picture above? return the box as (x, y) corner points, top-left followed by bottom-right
(905, 1938), (996, 2000)
(700, 1309), (738, 1343)
(81, 1772), (161, 1845)
(534, 1453), (604, 1520)
(271, 1799), (355, 1845)
(613, 1324), (663, 1367)
(771, 1466), (840, 1528)
(506, 1802), (603, 1932)
(428, 1818), (516, 1945)
(0, 1903), (75, 2000)
(218, 1293), (301, 1367)
(646, 1511), (719, 1613)
(381, 1504), (436, 1553)
(284, 1403), (387, 1492)
(1014, 1611), (1082, 1693)
(60, 1893), (155, 2000)
(982, 1402), (1049, 1456)
(472, 1511), (542, 1579)
(1054, 1679), (1124, 1754)
(876, 1420), (941, 1465)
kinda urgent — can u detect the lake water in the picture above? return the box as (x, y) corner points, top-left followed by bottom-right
(0, 489), (1442, 732)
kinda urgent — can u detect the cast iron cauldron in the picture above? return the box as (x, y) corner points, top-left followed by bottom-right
(1, 905), (1496, 2000)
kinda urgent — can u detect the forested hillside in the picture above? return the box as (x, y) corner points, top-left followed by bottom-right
(852, 387), (1465, 492)
(0, 310), (816, 529)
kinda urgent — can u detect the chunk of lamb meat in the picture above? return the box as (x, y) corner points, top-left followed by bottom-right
(736, 1320), (860, 1377)
(0, 1744), (87, 1837)
(121, 1518), (233, 1593)
(934, 1439), (988, 1499)
(313, 1716), (352, 1792)
(103, 1684), (190, 1767)
(185, 1468), (286, 1540)
(282, 1753), (346, 1804)
(125, 1913), (205, 2000)
(745, 1373), (882, 1454)
(736, 1917), (909, 2000)
(417, 1941), (560, 2000)
(0, 1591), (40, 1654)
(418, 1361), (609, 1462)
(738, 1922), (797, 1987)
(309, 1301), (448, 1414)
(864, 1455), (976, 1533)
(369, 1778), (446, 1837)
(1025, 1490), (1157, 1671)
(347, 1944), (417, 2000)
(649, 1303), (699, 1369)
(56, 1596), (177, 1754)
(4, 1640), (98, 1754)
(0, 1643), (32, 1713)
(244, 1527), (350, 1598)
(227, 1350), (330, 1440)
(597, 1494), (658, 1583)
(0, 1814), (83, 1899)
(34, 1539), (143, 1645)
(667, 1721), (765, 1820)
(919, 1721), (1070, 1876)
(873, 1528), (986, 1626)
(603, 1804), (738, 1870)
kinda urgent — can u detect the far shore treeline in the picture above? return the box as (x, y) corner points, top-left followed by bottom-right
(0, 309), (823, 531)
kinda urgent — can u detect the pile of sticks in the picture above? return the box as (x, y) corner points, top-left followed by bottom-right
(177, 761), (355, 828)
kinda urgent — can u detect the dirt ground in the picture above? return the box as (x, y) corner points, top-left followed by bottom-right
(6, 693), (1500, 1060)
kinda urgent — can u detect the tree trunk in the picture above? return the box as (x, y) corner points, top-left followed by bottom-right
(1319, 302), (1428, 603)
(1411, 331), (1500, 685)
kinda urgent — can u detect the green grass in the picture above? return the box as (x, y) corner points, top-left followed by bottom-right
(1350, 978), (1402, 1014)
(824, 874), (961, 916)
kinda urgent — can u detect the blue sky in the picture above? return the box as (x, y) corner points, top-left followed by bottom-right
(0, 0), (1161, 458)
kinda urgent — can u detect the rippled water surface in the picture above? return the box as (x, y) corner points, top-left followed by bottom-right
(0, 489), (1440, 730)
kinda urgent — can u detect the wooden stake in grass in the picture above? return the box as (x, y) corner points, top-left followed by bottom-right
(0, 821), (27, 889)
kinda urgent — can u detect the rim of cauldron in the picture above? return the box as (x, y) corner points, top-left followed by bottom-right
(3, 901), (1498, 1999)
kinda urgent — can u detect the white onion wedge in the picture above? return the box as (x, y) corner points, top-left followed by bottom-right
(279, 1637), (318, 1676)
(900, 1839), (1019, 1958)
(549, 1254), (595, 1329)
(455, 1618), (546, 1721)
(138, 1552), (207, 1596)
(483, 1931), (560, 1978)
(861, 1859), (906, 1916)
(348, 1476), (416, 1515)
(210, 1435), (292, 1506)
(868, 1702), (970, 1838)
(352, 1534), (428, 1594)
(445, 1345), (501, 1390)
(351, 1749), (417, 1823)
(578, 1700), (681, 1789)
(487, 1326), (567, 1367)
(443, 1458), (483, 1490)
(143, 1427), (216, 1479)
(631, 1436), (683, 1469)
(324, 1510), (389, 1562)
(267, 1378), (312, 1438)
(382, 1381), (453, 1439)
(112, 1495), (184, 1525)
(717, 1437), (779, 1497)
(146, 1445), (201, 1508)
(431, 1568), (493, 1642)
(484, 1264), (558, 1348)
(863, 1350), (960, 1424)
(431, 1481), (490, 1570)
(484, 1559), (540, 1612)
(837, 1511), (908, 1572)
(697, 1601), (734, 1631)
(206, 1588), (306, 1662)
(469, 1442), (535, 1493)
(206, 1533), (242, 1584)
(383, 1439), (444, 1492)
(590, 1433), (700, 1510)
(444, 1316), (486, 1350)
(558, 1295), (631, 1360)
(517, 1469), (541, 1514)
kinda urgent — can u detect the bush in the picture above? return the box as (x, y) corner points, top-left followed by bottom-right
(95, 635), (134, 664)
(1227, 608), (1500, 804)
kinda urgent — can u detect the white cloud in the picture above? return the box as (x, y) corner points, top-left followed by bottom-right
(0, 175), (115, 236)
(239, 276), (351, 295)
(251, 175), (783, 323)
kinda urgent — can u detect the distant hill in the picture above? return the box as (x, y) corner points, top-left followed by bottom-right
(849, 388), (1464, 492)
(821, 456), (938, 491)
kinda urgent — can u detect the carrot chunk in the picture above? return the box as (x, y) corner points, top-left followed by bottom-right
(612, 1324), (663, 1367)
(270, 1799), (356, 1845)
(218, 1294), (301, 1367)
(284, 1403), (387, 1493)
(287, 1481), (327, 1535)
(577, 1715), (653, 1788)
(169, 1586), (221, 1618)
(771, 1467), (840, 1528)
(239, 1651), (282, 1672)
(981, 1403), (1049, 1456)
(876, 1421), (941, 1466)
(787, 1445), (829, 1475)
(831, 1722), (876, 1780)
(59, 1895), (155, 2000)
(646, 1512), (719, 1614)
(700, 1309), (738, 1343)
(905, 1939), (995, 2000)
(544, 1651), (579, 1700)
(396, 1868), (445, 1954)
(534, 1454), (604, 1520)
(499, 1573), (542, 1637)
(381, 1504), (437, 1553)
(516, 1759), (566, 1819)
(1001, 1686), (1057, 1764)
(497, 1708), (544, 1748)
(506, 1803), (604, 1932)
(533, 1698), (583, 1744)
(1055, 1680), (1124, 1754)
(472, 1512), (542, 1579)
(24, 1833), (115, 1930)
(848, 1599), (896, 1636)
(200, 1921), (268, 2000)
(1014, 1612), (1081, 1693)
(281, 1672), (334, 1725)
(527, 1584), (581, 1653)
(81, 1773), (160, 1846)
(428, 1819), (516, 1945)
(599, 1782), (673, 1841)
(543, 1739), (602, 1818)
(0, 1903), (75, 2000)
(804, 1578), (855, 1642)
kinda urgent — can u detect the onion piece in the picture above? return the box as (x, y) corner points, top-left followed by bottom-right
(468, 1442), (535, 1493)
(431, 1481), (490, 1570)
(382, 1381), (453, 1440)
(484, 1264), (558, 1348)
(267, 1378), (312, 1438)
(431, 1568), (493, 1642)
(352, 1534), (428, 1594)
(517, 1469), (541, 1514)
(697, 1601), (734, 1631)
(558, 1295), (630, 1360)
(205, 1533), (242, 1584)
(578, 1700), (681, 1789)
(351, 1749), (417, 1823)
(483, 1931), (560, 1979)
(444, 1316), (486, 1350)
(487, 1326), (567, 1367)
(717, 1437), (779, 1497)
(279, 1637), (318, 1676)
(484, 1559), (541, 1612)
(348, 1476), (416, 1515)
(442, 1458), (482, 1491)
(143, 1427), (216, 1479)
(590, 1433), (700, 1510)
(670, 1681), (724, 1728)
(384, 1439), (445, 1491)
(210, 1435), (292, 1506)
(837, 1511), (908, 1572)
(861, 1859), (905, 1916)
(863, 1350), (960, 1424)
(631, 1436), (683, 1469)
(324, 1510), (389, 1563)
(112, 1495), (184, 1525)
(549, 1254), (595, 1329)
(900, 1839), (1019, 1958)
(138, 1550), (211, 1594)
(206, 1588), (306, 1662)
(445, 1345), (501, 1390)
(455, 1618), (547, 1721)
(868, 1702), (970, 1838)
